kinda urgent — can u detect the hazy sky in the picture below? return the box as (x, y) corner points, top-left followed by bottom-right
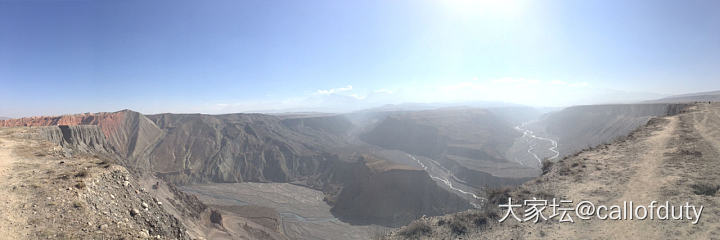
(1, 0), (719, 117)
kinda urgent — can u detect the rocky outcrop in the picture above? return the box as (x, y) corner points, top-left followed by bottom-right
(40, 125), (112, 154)
(0, 127), (200, 239)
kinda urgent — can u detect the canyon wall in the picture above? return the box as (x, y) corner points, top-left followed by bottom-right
(1, 110), (472, 227)
(535, 103), (691, 156)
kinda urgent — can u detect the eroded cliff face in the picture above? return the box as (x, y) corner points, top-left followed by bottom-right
(0, 110), (164, 165)
(0, 111), (127, 137)
(1, 110), (472, 227)
(319, 155), (472, 227)
(0, 111), (342, 184)
(41, 125), (112, 154)
(145, 113), (351, 184)
(333, 169), (471, 227)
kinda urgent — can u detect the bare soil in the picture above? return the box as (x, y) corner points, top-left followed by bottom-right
(0, 127), (192, 239)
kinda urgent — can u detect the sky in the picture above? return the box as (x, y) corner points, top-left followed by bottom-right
(1, 0), (719, 117)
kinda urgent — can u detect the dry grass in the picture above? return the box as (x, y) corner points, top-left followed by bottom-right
(434, 209), (497, 237)
(398, 221), (432, 238)
(485, 186), (512, 205)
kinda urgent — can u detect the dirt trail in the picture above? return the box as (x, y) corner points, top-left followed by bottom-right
(693, 104), (720, 151)
(0, 136), (26, 239)
(528, 103), (720, 239)
(518, 113), (682, 239)
(593, 116), (678, 239)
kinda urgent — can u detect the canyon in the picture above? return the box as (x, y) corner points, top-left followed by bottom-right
(0, 102), (694, 239)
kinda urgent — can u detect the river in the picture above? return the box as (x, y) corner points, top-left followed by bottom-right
(407, 154), (484, 208)
(514, 123), (559, 165)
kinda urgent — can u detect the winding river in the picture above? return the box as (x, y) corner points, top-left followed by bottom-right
(408, 154), (484, 208)
(514, 123), (560, 165)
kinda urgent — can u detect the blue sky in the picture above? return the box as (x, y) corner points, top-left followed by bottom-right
(1, 0), (719, 117)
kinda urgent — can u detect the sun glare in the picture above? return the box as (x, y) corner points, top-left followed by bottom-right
(439, 0), (527, 18)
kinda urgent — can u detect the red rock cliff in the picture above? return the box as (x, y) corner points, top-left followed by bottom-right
(0, 110), (128, 139)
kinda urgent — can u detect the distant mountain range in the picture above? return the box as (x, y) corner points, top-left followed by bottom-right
(645, 90), (720, 103)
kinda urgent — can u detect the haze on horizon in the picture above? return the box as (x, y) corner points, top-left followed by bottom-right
(1, 0), (720, 117)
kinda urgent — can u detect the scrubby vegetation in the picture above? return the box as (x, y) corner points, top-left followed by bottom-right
(74, 169), (89, 178)
(398, 221), (432, 238)
(692, 183), (719, 196)
(485, 186), (512, 205)
(541, 159), (554, 175)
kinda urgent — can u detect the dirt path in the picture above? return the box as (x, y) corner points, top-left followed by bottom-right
(528, 114), (681, 239)
(594, 116), (678, 239)
(693, 104), (720, 151)
(0, 135), (26, 239)
(537, 104), (719, 239)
